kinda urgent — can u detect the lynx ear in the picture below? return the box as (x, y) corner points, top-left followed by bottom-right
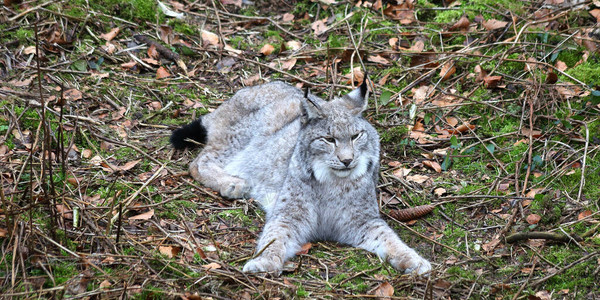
(343, 78), (369, 114)
(302, 87), (324, 119)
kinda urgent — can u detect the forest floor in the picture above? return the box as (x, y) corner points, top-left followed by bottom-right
(1, 0), (600, 299)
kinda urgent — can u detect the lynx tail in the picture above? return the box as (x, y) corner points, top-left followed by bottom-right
(170, 118), (207, 149)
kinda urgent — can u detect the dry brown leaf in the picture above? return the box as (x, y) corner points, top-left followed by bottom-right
(392, 167), (412, 178)
(497, 183), (510, 191)
(521, 127), (542, 138)
(450, 15), (470, 31)
(64, 88), (83, 101)
(483, 75), (502, 88)
(373, 281), (394, 299)
(156, 66), (171, 79)
(311, 19), (328, 35)
(474, 65), (487, 82)
(439, 62), (456, 81)
(525, 188), (543, 198)
(408, 39), (425, 52)
(285, 40), (302, 51)
(23, 46), (36, 55)
(383, 3), (415, 24)
(81, 149), (92, 159)
(56, 204), (73, 219)
(578, 210), (592, 220)
(101, 159), (141, 173)
(590, 9), (600, 22)
(99, 280), (111, 289)
(260, 44), (275, 55)
(526, 214), (541, 225)
(423, 160), (442, 173)
(389, 37), (399, 49)
(201, 30), (220, 47)
(448, 123), (476, 134)
(159, 245), (181, 258)
(296, 243), (312, 255)
(282, 13), (294, 22)
(412, 85), (433, 103)
(100, 27), (120, 41)
(242, 74), (261, 86)
(221, 0), (241, 6)
(129, 209), (154, 220)
(446, 116), (459, 127)
(555, 60), (568, 72)
(142, 58), (159, 65)
(434, 187), (447, 197)
(367, 55), (390, 65)
(281, 58), (297, 70)
(121, 61), (137, 69)
(483, 19), (509, 30)
(406, 174), (430, 184)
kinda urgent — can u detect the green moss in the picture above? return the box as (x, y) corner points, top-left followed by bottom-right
(169, 19), (197, 35)
(565, 58), (600, 86)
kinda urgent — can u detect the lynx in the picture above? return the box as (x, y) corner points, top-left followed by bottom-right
(171, 80), (431, 275)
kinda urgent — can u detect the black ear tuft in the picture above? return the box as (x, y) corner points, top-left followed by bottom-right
(359, 75), (368, 99)
(170, 118), (207, 150)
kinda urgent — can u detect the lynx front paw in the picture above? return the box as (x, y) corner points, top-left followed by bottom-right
(220, 178), (250, 199)
(404, 256), (432, 276)
(242, 256), (283, 275)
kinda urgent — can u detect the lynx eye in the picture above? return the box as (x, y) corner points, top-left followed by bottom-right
(323, 137), (336, 144)
(352, 132), (362, 140)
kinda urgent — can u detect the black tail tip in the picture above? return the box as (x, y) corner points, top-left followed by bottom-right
(170, 118), (207, 150)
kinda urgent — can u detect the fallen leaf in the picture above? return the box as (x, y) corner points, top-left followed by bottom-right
(121, 61), (137, 69)
(260, 44), (275, 55)
(526, 214), (541, 225)
(392, 167), (412, 178)
(101, 159), (141, 173)
(521, 127), (542, 138)
(450, 15), (471, 31)
(412, 85), (434, 103)
(158, 245), (181, 258)
(578, 210), (592, 220)
(555, 60), (568, 72)
(474, 65), (487, 82)
(296, 243), (312, 255)
(242, 74), (261, 86)
(157, 0), (184, 19)
(423, 160), (442, 173)
(389, 37), (398, 49)
(99, 280), (111, 289)
(142, 58), (159, 65)
(311, 19), (328, 35)
(535, 290), (551, 300)
(383, 3), (415, 24)
(483, 75), (502, 88)
(156, 66), (171, 79)
(525, 188), (543, 198)
(368, 55), (390, 65)
(446, 116), (459, 127)
(201, 30), (220, 47)
(100, 27), (120, 41)
(434, 187), (447, 197)
(590, 9), (600, 22)
(282, 13), (294, 22)
(280, 58), (297, 70)
(56, 204), (73, 219)
(439, 62), (456, 81)
(129, 209), (154, 220)
(482, 237), (501, 254)
(498, 183), (510, 191)
(203, 262), (221, 270)
(64, 88), (83, 101)
(483, 19), (509, 30)
(372, 281), (394, 299)
(23, 46), (36, 55)
(447, 123), (476, 134)
(406, 174), (430, 184)
(285, 40), (302, 51)
(408, 39), (425, 52)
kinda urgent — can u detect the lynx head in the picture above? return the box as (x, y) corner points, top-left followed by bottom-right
(299, 80), (380, 183)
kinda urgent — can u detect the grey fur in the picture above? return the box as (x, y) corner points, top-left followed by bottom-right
(187, 81), (431, 275)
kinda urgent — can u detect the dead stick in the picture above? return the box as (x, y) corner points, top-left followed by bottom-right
(505, 231), (582, 243)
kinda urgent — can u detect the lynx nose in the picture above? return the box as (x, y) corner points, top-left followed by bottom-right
(341, 158), (353, 167)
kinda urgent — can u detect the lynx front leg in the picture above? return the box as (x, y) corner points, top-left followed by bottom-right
(243, 220), (304, 275)
(356, 219), (431, 275)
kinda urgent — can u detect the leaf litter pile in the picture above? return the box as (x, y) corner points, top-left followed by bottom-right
(1, 0), (600, 298)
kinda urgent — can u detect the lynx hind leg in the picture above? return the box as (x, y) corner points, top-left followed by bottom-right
(189, 155), (250, 199)
(356, 220), (431, 276)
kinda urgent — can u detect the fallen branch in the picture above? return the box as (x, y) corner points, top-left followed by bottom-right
(505, 231), (582, 243)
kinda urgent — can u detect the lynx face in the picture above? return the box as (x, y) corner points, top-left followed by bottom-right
(302, 97), (378, 183)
